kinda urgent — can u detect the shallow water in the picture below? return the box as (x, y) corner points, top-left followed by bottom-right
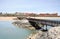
(0, 21), (33, 39)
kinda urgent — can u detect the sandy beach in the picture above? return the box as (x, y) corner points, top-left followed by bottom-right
(0, 17), (18, 21)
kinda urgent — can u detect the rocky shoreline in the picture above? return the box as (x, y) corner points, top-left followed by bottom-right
(27, 31), (43, 39)
(27, 26), (60, 39)
(12, 19), (60, 39)
(12, 19), (35, 30)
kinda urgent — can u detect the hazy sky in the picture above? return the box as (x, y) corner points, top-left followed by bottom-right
(0, 0), (60, 14)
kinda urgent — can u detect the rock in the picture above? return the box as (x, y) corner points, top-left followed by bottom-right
(48, 27), (60, 39)
(27, 31), (43, 39)
(35, 31), (48, 39)
(29, 26), (60, 39)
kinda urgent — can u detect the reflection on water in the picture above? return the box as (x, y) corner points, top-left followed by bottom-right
(0, 21), (33, 39)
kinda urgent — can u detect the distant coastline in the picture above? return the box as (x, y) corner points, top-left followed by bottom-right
(0, 16), (60, 21)
(0, 17), (18, 21)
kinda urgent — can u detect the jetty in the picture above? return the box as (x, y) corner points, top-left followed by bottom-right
(26, 17), (60, 31)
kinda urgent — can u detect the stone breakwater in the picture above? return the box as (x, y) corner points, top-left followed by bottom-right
(27, 31), (48, 39)
(12, 19), (35, 30)
(12, 19), (60, 39)
(48, 27), (60, 39)
(27, 27), (60, 39)
(27, 31), (43, 39)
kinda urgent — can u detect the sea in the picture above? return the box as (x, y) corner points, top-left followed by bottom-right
(0, 21), (33, 39)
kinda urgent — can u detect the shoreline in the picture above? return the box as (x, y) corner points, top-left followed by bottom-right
(12, 20), (42, 39)
(0, 17), (46, 39)
(12, 20), (35, 30)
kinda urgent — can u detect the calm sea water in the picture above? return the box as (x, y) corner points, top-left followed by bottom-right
(0, 21), (33, 39)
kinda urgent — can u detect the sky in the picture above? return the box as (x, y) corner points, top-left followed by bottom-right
(0, 0), (60, 14)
